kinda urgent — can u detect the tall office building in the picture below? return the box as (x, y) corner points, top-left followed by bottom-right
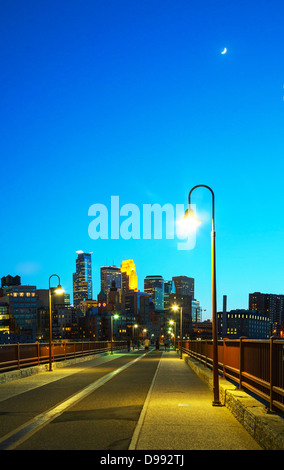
(192, 299), (201, 323)
(100, 266), (122, 301)
(144, 275), (164, 310)
(121, 260), (138, 293)
(73, 251), (93, 308)
(172, 276), (194, 298)
(2, 285), (38, 339)
(164, 280), (174, 311)
(249, 292), (284, 335)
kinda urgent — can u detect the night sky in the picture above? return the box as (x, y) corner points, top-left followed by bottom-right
(1, 0), (284, 318)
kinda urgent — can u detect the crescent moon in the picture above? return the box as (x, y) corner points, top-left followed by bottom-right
(221, 47), (227, 54)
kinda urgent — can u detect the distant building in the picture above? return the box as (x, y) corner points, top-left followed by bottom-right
(192, 320), (212, 339)
(192, 299), (201, 324)
(0, 302), (10, 335)
(169, 292), (193, 339)
(2, 285), (38, 340)
(122, 290), (151, 324)
(172, 276), (194, 298)
(121, 260), (138, 293)
(100, 266), (122, 302)
(164, 280), (174, 311)
(144, 275), (164, 310)
(73, 251), (93, 308)
(78, 299), (98, 316)
(107, 281), (121, 312)
(1, 275), (21, 288)
(218, 309), (270, 339)
(249, 292), (284, 336)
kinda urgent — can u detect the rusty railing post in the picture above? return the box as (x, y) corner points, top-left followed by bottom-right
(17, 343), (20, 370)
(270, 336), (275, 413)
(37, 342), (40, 365)
(223, 338), (227, 378)
(239, 337), (244, 390)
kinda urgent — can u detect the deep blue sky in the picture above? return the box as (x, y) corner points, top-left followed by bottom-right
(1, 0), (284, 318)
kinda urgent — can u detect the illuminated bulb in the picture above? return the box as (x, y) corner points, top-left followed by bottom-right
(171, 305), (179, 312)
(177, 208), (201, 236)
(54, 285), (64, 295)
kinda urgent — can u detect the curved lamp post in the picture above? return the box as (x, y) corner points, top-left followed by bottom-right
(171, 305), (183, 359)
(111, 314), (120, 354)
(169, 320), (176, 350)
(48, 274), (64, 371)
(187, 185), (221, 406)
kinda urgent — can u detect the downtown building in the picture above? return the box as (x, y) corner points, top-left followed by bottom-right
(0, 279), (38, 342)
(100, 266), (122, 302)
(121, 259), (138, 294)
(164, 280), (174, 311)
(249, 292), (284, 337)
(172, 276), (194, 298)
(73, 251), (93, 308)
(144, 275), (164, 311)
(169, 292), (193, 339)
(218, 309), (270, 339)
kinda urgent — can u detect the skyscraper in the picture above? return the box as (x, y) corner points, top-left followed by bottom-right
(73, 251), (93, 308)
(249, 292), (284, 335)
(121, 259), (138, 293)
(100, 266), (122, 302)
(144, 275), (164, 310)
(164, 280), (174, 311)
(172, 276), (194, 298)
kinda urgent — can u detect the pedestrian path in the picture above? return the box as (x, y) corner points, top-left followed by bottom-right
(0, 348), (264, 450)
(129, 350), (262, 450)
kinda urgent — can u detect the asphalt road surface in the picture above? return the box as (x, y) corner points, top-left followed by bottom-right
(0, 350), (161, 450)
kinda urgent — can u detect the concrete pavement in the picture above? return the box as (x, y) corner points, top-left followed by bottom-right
(1, 348), (283, 450)
(129, 350), (262, 450)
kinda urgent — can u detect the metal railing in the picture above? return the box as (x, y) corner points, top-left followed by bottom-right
(181, 337), (284, 414)
(0, 340), (128, 373)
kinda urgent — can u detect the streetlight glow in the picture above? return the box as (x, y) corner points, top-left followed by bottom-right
(54, 285), (64, 295)
(177, 208), (201, 235)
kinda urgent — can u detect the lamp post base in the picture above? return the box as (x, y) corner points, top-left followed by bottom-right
(212, 400), (222, 406)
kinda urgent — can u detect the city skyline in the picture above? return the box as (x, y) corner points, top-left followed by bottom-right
(1, 1), (284, 319)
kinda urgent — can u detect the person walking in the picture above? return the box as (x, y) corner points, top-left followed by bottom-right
(144, 337), (150, 353)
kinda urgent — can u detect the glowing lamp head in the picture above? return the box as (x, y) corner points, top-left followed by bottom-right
(113, 314), (119, 320)
(177, 207), (201, 236)
(171, 305), (179, 312)
(54, 285), (64, 295)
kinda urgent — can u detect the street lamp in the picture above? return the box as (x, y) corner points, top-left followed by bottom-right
(132, 323), (138, 339)
(48, 274), (64, 372)
(185, 184), (221, 406)
(110, 314), (120, 354)
(169, 320), (176, 350)
(171, 305), (183, 359)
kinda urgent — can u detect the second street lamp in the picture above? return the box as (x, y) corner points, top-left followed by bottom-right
(171, 305), (183, 359)
(48, 274), (64, 372)
(185, 184), (221, 406)
(111, 314), (120, 354)
(169, 320), (176, 350)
